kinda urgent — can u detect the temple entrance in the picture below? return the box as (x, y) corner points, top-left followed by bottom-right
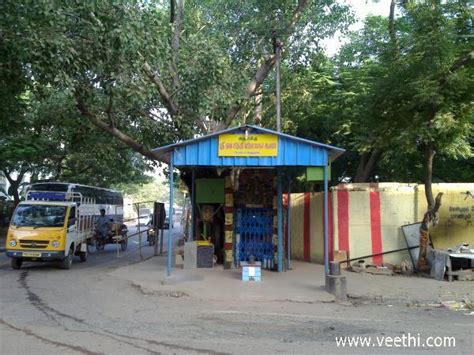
(235, 208), (274, 269)
(233, 169), (276, 269)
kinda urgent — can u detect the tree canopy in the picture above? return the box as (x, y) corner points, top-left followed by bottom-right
(274, 0), (473, 202)
(0, 0), (472, 207)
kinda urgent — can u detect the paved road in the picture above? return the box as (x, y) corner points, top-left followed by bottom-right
(0, 224), (472, 354)
(0, 223), (179, 271)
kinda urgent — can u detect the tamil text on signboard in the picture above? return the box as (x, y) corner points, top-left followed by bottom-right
(218, 134), (278, 157)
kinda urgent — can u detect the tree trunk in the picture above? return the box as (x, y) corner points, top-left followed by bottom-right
(143, 62), (179, 116)
(354, 149), (382, 182)
(423, 144), (435, 210)
(224, 0), (310, 126)
(416, 143), (442, 273)
(225, 55), (277, 125)
(9, 183), (20, 206)
(170, 0), (184, 91)
(254, 88), (263, 125)
(3, 169), (26, 206)
(417, 192), (443, 272)
(388, 0), (399, 59)
(76, 97), (164, 161)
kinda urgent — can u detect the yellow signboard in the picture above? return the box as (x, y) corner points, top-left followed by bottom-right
(218, 134), (278, 157)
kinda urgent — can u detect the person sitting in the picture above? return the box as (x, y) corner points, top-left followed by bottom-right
(95, 209), (109, 240)
(28, 210), (44, 225)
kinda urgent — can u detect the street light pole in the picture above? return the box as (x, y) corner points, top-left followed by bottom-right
(275, 38), (282, 133)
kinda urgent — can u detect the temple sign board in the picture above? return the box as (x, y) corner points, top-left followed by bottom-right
(218, 134), (278, 157)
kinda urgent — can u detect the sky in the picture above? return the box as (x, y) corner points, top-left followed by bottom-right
(323, 0), (393, 56)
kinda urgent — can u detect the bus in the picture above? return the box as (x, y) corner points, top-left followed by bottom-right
(5, 182), (123, 270)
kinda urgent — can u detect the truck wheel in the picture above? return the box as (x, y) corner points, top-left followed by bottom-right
(11, 258), (22, 270)
(79, 250), (87, 262)
(60, 247), (74, 270)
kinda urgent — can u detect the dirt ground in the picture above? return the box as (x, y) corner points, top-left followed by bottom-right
(1, 243), (473, 355)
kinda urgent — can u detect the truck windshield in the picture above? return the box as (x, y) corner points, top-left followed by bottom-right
(11, 205), (66, 227)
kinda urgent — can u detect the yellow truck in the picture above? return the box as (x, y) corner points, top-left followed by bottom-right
(5, 182), (123, 269)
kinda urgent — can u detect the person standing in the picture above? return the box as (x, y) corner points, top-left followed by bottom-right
(95, 208), (109, 240)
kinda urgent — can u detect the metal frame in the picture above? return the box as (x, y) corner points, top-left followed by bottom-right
(167, 153), (175, 277)
(287, 176), (292, 270)
(277, 169), (283, 272)
(323, 164), (329, 275)
(191, 169), (196, 242)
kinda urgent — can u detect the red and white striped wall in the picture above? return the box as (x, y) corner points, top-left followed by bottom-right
(289, 183), (434, 266)
(332, 187), (385, 265)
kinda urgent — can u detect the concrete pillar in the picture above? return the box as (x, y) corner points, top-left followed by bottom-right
(326, 261), (348, 301)
(272, 175), (278, 270)
(224, 175), (234, 269)
(325, 274), (347, 301)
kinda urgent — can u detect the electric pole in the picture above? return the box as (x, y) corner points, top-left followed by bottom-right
(275, 39), (281, 132)
(274, 35), (282, 132)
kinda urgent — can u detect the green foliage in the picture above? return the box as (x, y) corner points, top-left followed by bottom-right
(0, 85), (153, 199)
(277, 1), (473, 184)
(1, 0), (353, 138)
(0, 0), (355, 198)
(378, 1), (473, 157)
(3, 0), (470, 205)
(120, 180), (169, 204)
(117, 177), (184, 209)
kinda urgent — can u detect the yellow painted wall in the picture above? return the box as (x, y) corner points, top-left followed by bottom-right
(416, 184), (474, 249)
(290, 193), (305, 260)
(347, 191), (372, 261)
(378, 185), (416, 264)
(310, 193), (324, 263)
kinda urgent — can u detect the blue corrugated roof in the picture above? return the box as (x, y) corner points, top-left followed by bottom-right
(153, 124), (345, 167)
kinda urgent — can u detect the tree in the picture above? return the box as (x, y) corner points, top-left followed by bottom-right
(270, 15), (391, 182)
(0, 86), (153, 204)
(285, 1), (473, 196)
(1, 0), (353, 163)
(374, 0), (473, 208)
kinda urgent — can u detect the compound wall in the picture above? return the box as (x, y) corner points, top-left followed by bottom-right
(289, 183), (474, 266)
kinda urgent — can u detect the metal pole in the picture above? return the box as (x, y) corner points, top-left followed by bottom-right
(287, 176), (292, 270)
(116, 236), (120, 258)
(277, 169), (283, 272)
(153, 202), (159, 256)
(324, 163), (329, 276)
(341, 245), (420, 265)
(166, 153), (175, 277)
(275, 40), (282, 132)
(159, 228), (164, 254)
(136, 203), (143, 260)
(182, 191), (187, 240)
(191, 169), (195, 242)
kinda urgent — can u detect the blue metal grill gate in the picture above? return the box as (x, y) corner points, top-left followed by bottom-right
(235, 208), (274, 269)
